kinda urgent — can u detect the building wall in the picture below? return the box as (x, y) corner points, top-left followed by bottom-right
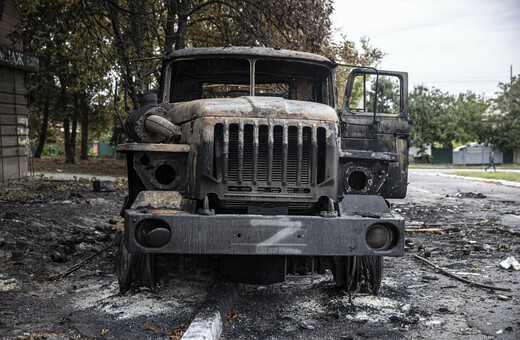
(0, 67), (29, 181)
(0, 0), (22, 49)
(0, 0), (32, 182)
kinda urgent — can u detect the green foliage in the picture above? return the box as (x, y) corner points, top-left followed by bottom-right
(409, 85), (488, 149)
(22, 0), (114, 163)
(41, 144), (61, 157)
(328, 36), (385, 107)
(23, 0), (385, 152)
(368, 76), (400, 113)
(346, 75), (400, 113)
(480, 76), (520, 150)
(88, 147), (97, 157)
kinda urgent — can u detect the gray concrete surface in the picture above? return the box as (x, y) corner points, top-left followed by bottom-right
(33, 172), (123, 182)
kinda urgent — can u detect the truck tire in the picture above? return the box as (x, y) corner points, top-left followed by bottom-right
(116, 240), (155, 294)
(332, 256), (382, 295)
(116, 240), (133, 294)
(135, 253), (155, 292)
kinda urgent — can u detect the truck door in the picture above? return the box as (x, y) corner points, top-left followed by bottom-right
(339, 69), (409, 198)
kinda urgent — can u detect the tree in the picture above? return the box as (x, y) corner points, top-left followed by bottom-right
(366, 76), (400, 113)
(327, 36), (385, 107)
(408, 85), (487, 149)
(80, 0), (338, 105)
(481, 76), (520, 150)
(24, 0), (386, 162)
(23, 1), (66, 158)
(78, 0), (384, 141)
(23, 0), (114, 162)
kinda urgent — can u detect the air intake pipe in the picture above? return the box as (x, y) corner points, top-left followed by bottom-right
(125, 104), (181, 143)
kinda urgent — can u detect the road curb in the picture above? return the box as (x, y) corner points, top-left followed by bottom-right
(32, 172), (123, 182)
(182, 281), (240, 340)
(438, 173), (520, 188)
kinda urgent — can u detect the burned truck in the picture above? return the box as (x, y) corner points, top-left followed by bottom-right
(116, 47), (409, 295)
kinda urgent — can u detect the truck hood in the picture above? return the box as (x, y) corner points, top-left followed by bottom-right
(166, 97), (338, 124)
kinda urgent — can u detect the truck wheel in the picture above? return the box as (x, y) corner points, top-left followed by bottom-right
(332, 256), (382, 295)
(116, 240), (134, 294)
(135, 253), (155, 292)
(116, 241), (155, 293)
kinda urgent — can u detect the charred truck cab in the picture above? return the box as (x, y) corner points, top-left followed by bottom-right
(116, 47), (409, 294)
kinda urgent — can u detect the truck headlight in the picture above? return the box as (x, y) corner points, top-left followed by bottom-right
(365, 224), (396, 250)
(135, 219), (171, 248)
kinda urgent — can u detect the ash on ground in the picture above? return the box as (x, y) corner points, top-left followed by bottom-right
(1, 176), (519, 339)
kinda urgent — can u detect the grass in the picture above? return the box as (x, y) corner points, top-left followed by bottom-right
(410, 163), (520, 169)
(450, 171), (520, 182)
(30, 156), (127, 177)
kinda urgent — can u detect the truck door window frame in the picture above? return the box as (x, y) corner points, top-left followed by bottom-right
(341, 68), (407, 119)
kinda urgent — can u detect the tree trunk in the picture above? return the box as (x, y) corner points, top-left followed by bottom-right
(70, 93), (78, 162)
(63, 115), (72, 163)
(175, 0), (188, 50)
(80, 91), (89, 160)
(34, 97), (50, 158)
(164, 0), (177, 54)
(60, 79), (74, 164)
(105, 1), (137, 109)
(129, 0), (148, 94)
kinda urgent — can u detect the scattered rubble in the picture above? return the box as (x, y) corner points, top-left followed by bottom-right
(92, 180), (115, 192)
(1, 174), (519, 339)
(499, 256), (520, 271)
(454, 192), (487, 199)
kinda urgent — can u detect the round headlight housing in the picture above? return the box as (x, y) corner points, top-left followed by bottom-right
(365, 224), (395, 250)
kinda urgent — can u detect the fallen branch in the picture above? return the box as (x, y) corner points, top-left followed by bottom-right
(406, 228), (443, 232)
(413, 254), (511, 292)
(53, 242), (118, 281)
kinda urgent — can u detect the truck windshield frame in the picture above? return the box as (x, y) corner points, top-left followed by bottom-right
(165, 56), (334, 106)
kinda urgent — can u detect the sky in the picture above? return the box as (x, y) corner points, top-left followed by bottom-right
(332, 0), (520, 98)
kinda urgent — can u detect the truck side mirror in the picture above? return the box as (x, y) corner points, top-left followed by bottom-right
(342, 69), (408, 118)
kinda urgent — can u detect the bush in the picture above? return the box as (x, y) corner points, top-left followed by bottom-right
(414, 154), (433, 164)
(41, 144), (61, 157)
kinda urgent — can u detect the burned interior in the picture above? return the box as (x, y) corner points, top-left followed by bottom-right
(116, 47), (409, 294)
(167, 56), (334, 104)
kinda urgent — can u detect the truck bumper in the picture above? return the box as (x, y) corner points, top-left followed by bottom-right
(124, 209), (405, 256)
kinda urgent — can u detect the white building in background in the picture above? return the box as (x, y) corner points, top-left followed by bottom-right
(453, 143), (502, 166)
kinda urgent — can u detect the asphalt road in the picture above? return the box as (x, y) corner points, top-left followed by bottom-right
(407, 169), (520, 200)
(405, 169), (520, 231)
(1, 170), (518, 339)
(221, 169), (520, 339)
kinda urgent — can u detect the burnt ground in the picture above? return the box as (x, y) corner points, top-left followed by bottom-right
(0, 178), (212, 340)
(1, 171), (519, 339)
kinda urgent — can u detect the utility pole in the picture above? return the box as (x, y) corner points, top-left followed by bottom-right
(511, 64), (513, 84)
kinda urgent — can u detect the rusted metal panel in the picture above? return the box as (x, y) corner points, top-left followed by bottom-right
(339, 150), (399, 162)
(125, 209), (405, 257)
(164, 46), (335, 68)
(118, 48), (409, 288)
(165, 97), (338, 126)
(116, 143), (190, 153)
(187, 117), (338, 205)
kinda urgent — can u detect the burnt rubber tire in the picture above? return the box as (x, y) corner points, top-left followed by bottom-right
(116, 241), (155, 293)
(135, 253), (155, 292)
(332, 256), (383, 295)
(116, 240), (134, 294)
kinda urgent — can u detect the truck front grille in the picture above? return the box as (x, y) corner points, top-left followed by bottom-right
(213, 121), (327, 188)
